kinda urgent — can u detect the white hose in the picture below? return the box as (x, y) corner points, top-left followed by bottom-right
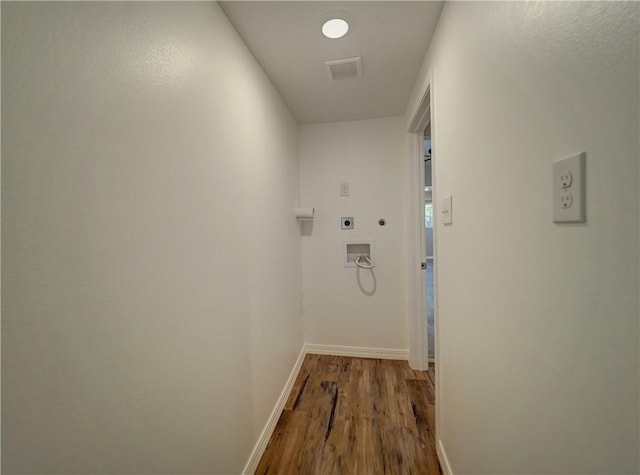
(355, 255), (374, 269)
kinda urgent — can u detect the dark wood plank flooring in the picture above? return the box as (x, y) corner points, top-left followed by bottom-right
(256, 354), (441, 475)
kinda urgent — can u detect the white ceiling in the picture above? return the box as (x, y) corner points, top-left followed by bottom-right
(219, 1), (444, 124)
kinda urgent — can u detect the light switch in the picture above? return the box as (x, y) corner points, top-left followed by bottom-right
(441, 195), (452, 225)
(340, 182), (349, 197)
(553, 152), (585, 223)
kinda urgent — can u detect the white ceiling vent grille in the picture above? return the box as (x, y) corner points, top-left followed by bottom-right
(325, 56), (363, 81)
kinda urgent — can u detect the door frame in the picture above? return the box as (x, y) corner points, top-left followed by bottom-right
(406, 71), (436, 373)
(407, 66), (449, 474)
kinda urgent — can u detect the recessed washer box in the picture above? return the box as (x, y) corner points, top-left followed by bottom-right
(344, 241), (374, 268)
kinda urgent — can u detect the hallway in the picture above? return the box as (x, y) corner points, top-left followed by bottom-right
(257, 354), (440, 475)
(2, 1), (638, 473)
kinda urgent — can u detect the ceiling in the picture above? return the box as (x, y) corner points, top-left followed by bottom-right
(219, 1), (444, 124)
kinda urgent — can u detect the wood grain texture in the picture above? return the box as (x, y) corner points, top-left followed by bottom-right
(256, 354), (442, 475)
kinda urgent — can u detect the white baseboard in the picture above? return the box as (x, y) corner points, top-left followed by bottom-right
(242, 346), (306, 475)
(437, 439), (453, 475)
(304, 343), (409, 361)
(242, 343), (410, 474)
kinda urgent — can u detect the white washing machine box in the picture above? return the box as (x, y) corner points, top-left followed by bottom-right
(344, 241), (374, 268)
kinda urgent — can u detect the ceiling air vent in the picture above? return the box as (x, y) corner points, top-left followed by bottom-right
(325, 56), (362, 81)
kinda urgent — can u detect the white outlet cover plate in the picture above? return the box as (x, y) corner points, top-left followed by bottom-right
(553, 152), (585, 223)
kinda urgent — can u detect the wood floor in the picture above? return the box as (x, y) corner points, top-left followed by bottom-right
(256, 354), (440, 475)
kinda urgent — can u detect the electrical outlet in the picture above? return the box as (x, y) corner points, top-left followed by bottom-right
(341, 217), (354, 230)
(553, 152), (585, 223)
(560, 190), (573, 208)
(559, 171), (573, 189)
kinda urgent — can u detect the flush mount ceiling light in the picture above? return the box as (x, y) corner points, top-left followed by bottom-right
(322, 18), (349, 39)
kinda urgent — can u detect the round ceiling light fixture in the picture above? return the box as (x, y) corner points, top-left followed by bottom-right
(322, 18), (349, 39)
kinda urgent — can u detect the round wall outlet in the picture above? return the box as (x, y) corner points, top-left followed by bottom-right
(341, 217), (354, 229)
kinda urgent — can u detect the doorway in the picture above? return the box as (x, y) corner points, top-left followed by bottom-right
(424, 126), (435, 364)
(407, 74), (444, 471)
(407, 82), (435, 372)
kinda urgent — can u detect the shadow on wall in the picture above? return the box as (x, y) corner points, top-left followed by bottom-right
(299, 220), (314, 236)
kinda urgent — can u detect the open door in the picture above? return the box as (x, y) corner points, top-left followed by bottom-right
(423, 126), (435, 364)
(407, 84), (433, 371)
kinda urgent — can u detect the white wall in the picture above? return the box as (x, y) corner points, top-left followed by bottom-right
(299, 117), (408, 351)
(1, 2), (302, 473)
(407, 2), (639, 473)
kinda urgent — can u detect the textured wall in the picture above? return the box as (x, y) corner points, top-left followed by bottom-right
(1, 2), (302, 473)
(406, 2), (639, 472)
(299, 117), (409, 351)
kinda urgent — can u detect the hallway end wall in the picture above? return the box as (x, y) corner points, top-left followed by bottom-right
(300, 117), (409, 352)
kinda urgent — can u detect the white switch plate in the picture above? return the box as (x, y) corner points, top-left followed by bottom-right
(441, 194), (453, 225)
(553, 152), (585, 223)
(340, 182), (349, 197)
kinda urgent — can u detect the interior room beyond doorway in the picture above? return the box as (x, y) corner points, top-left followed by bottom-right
(424, 127), (435, 361)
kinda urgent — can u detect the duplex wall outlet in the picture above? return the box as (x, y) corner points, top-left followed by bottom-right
(553, 152), (585, 223)
(341, 217), (354, 230)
